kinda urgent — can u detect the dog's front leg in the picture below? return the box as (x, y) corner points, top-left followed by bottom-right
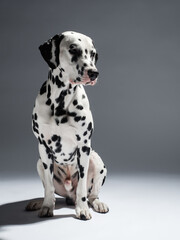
(75, 146), (91, 220)
(38, 144), (55, 217)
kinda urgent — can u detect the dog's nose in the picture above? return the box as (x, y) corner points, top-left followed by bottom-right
(87, 70), (99, 81)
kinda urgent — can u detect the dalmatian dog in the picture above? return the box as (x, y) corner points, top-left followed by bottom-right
(26, 31), (109, 220)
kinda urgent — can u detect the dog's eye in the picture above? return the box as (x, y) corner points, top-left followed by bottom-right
(69, 48), (78, 55)
(69, 48), (82, 57)
(69, 44), (82, 57)
(69, 44), (77, 49)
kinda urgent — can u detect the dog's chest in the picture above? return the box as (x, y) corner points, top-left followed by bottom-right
(34, 84), (93, 164)
(51, 85), (92, 127)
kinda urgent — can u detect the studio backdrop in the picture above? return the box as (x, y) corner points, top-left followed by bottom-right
(0, 0), (180, 176)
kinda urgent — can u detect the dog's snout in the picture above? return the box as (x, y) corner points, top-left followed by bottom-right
(87, 70), (99, 81)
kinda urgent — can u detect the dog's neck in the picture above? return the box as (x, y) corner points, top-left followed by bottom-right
(48, 68), (72, 89)
(46, 68), (86, 123)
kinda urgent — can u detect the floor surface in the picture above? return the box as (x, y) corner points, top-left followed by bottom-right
(0, 174), (180, 240)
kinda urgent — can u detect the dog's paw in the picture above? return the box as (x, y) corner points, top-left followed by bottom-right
(38, 206), (54, 218)
(25, 199), (43, 211)
(75, 205), (92, 220)
(91, 199), (109, 213)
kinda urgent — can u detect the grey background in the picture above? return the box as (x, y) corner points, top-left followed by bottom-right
(0, 0), (180, 176)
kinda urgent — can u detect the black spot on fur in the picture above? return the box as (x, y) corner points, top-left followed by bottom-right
(56, 90), (66, 103)
(61, 117), (68, 123)
(82, 146), (90, 156)
(90, 51), (95, 60)
(88, 185), (93, 194)
(83, 131), (87, 136)
(55, 118), (60, 125)
(69, 47), (82, 62)
(68, 111), (77, 117)
(76, 77), (81, 82)
(55, 91), (67, 117)
(51, 104), (54, 116)
(40, 81), (47, 95)
(89, 129), (93, 139)
(38, 137), (42, 144)
(32, 120), (39, 134)
(43, 162), (48, 169)
(47, 84), (51, 98)
(76, 105), (84, 110)
(55, 107), (66, 117)
(56, 141), (61, 147)
(51, 135), (58, 142)
(41, 140), (56, 162)
(81, 197), (86, 202)
(102, 176), (106, 186)
(46, 98), (51, 105)
(33, 113), (38, 120)
(76, 135), (81, 141)
(87, 122), (92, 131)
(73, 100), (78, 106)
(100, 169), (104, 174)
(55, 140), (62, 153)
(50, 163), (54, 174)
(95, 53), (98, 63)
(77, 149), (84, 178)
(48, 70), (52, 79)
(55, 76), (65, 88)
(74, 116), (81, 122)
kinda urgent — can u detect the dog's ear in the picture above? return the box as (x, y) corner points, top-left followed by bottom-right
(39, 34), (64, 69)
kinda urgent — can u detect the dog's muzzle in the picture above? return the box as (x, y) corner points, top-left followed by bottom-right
(87, 70), (99, 81)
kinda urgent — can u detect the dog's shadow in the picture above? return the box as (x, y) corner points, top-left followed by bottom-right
(0, 198), (76, 226)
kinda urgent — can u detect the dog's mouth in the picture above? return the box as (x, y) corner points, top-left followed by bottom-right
(82, 75), (97, 86)
(69, 71), (98, 86)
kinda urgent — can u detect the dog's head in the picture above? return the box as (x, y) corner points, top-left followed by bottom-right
(39, 31), (99, 86)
